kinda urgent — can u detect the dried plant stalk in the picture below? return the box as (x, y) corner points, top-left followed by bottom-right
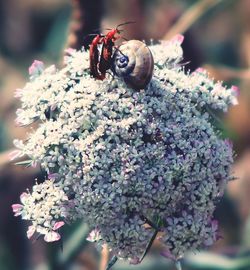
(66, 0), (104, 50)
(0, 149), (16, 169)
(204, 64), (250, 81)
(164, 0), (223, 40)
(100, 244), (109, 270)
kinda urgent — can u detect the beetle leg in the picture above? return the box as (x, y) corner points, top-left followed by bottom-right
(99, 39), (113, 75)
(89, 36), (105, 80)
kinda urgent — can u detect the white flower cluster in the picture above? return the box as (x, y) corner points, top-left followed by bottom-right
(12, 180), (68, 242)
(12, 35), (237, 263)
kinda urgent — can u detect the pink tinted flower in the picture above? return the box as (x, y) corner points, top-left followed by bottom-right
(31, 160), (38, 168)
(211, 220), (218, 235)
(65, 48), (75, 55)
(217, 188), (225, 198)
(29, 60), (44, 76)
(50, 103), (57, 111)
(171, 34), (184, 44)
(53, 221), (65, 230)
(14, 88), (23, 98)
(44, 65), (56, 74)
(129, 257), (140, 265)
(195, 67), (206, 74)
(67, 200), (75, 209)
(48, 173), (59, 180)
(12, 204), (23, 216)
(231, 85), (240, 96)
(64, 48), (75, 63)
(204, 220), (219, 246)
(20, 192), (29, 203)
(44, 231), (61, 242)
(87, 229), (101, 242)
(15, 114), (33, 126)
(27, 226), (36, 239)
(204, 237), (213, 246)
(224, 139), (233, 149)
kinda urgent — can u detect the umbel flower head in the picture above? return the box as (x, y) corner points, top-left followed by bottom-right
(12, 35), (237, 263)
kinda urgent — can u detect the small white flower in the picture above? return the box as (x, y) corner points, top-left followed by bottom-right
(44, 231), (61, 242)
(27, 225), (36, 239)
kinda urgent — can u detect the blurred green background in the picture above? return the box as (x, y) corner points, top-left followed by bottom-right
(1, 0), (250, 269)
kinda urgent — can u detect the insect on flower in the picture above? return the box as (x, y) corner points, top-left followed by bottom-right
(89, 34), (106, 80)
(89, 22), (135, 80)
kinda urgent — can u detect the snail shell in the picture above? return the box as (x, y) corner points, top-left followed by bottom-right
(112, 40), (154, 90)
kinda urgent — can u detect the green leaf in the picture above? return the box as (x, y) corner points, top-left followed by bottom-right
(15, 160), (32, 166)
(106, 256), (118, 270)
(55, 221), (89, 267)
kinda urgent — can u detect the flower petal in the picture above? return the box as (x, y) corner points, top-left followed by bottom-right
(129, 257), (140, 265)
(11, 204), (23, 216)
(44, 231), (61, 242)
(28, 60), (44, 76)
(27, 226), (36, 239)
(53, 221), (65, 230)
(20, 192), (29, 203)
(171, 34), (184, 44)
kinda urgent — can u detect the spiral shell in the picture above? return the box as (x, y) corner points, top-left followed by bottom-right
(112, 40), (154, 90)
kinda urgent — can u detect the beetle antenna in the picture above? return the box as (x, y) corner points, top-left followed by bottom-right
(113, 47), (127, 58)
(83, 33), (104, 43)
(90, 27), (103, 33)
(116, 21), (136, 29)
(121, 36), (128, 41)
(86, 33), (99, 37)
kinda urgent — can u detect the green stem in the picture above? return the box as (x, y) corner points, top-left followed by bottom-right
(175, 260), (182, 270)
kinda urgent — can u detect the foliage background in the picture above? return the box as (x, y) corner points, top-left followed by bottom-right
(0, 0), (250, 269)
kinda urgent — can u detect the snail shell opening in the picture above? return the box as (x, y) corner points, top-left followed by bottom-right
(112, 40), (154, 90)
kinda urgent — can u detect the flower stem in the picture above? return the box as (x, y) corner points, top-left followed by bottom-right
(175, 260), (182, 270)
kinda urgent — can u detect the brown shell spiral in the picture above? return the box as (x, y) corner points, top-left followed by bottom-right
(112, 40), (154, 90)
